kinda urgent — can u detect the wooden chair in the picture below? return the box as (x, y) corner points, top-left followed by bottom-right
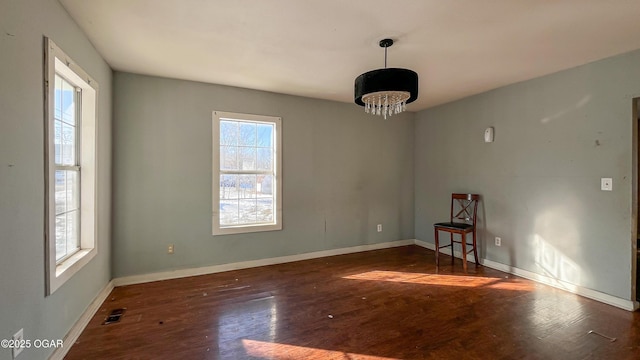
(434, 193), (480, 272)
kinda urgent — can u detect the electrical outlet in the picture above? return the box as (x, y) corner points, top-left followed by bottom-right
(495, 237), (501, 247)
(377, 224), (382, 232)
(167, 244), (174, 254)
(13, 328), (24, 358)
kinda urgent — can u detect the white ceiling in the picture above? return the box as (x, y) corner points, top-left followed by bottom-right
(60, 0), (640, 111)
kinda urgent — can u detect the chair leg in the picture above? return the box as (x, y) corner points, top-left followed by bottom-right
(472, 229), (479, 266)
(434, 228), (439, 267)
(450, 232), (454, 266)
(461, 234), (468, 273)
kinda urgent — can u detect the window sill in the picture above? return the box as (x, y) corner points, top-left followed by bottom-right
(56, 249), (93, 276)
(50, 248), (97, 293)
(213, 223), (282, 236)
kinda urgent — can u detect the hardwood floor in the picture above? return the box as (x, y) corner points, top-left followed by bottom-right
(65, 246), (640, 359)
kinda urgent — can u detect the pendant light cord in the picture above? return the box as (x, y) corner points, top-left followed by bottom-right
(379, 38), (393, 69)
(384, 46), (388, 68)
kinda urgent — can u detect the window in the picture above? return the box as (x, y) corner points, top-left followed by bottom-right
(44, 38), (98, 295)
(53, 74), (80, 262)
(212, 111), (282, 235)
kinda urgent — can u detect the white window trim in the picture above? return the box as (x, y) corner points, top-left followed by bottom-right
(44, 38), (98, 295)
(212, 111), (282, 235)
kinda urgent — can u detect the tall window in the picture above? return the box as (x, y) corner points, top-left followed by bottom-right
(54, 74), (80, 262)
(212, 111), (282, 235)
(45, 38), (98, 295)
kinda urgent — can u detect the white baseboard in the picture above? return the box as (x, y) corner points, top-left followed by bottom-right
(49, 280), (115, 360)
(114, 239), (416, 287)
(414, 239), (639, 311)
(480, 258), (639, 311)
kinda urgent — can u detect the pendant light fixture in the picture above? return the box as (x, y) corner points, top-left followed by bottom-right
(354, 38), (418, 119)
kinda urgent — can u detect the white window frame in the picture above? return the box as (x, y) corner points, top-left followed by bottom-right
(212, 111), (282, 235)
(44, 38), (98, 295)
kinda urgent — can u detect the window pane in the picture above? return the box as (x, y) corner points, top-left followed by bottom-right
(55, 170), (79, 215)
(54, 75), (63, 121)
(67, 170), (79, 210)
(66, 210), (79, 255)
(61, 78), (76, 125)
(238, 199), (258, 224)
(220, 174), (238, 200)
(257, 148), (272, 171)
(220, 146), (238, 170)
(238, 175), (256, 199)
(54, 170), (80, 262)
(239, 147), (256, 170)
(54, 120), (62, 165)
(257, 198), (274, 223)
(220, 199), (239, 226)
(55, 170), (66, 215)
(55, 214), (67, 261)
(220, 121), (238, 146)
(257, 175), (273, 197)
(61, 122), (76, 165)
(239, 122), (256, 146)
(257, 124), (273, 147)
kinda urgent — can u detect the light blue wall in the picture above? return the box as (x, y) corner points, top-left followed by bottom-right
(415, 49), (640, 300)
(0, 1), (112, 359)
(4, 3), (639, 358)
(112, 73), (415, 278)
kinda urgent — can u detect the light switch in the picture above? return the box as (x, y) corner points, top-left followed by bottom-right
(601, 178), (613, 191)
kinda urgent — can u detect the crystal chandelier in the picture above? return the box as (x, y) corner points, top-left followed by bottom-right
(354, 39), (418, 119)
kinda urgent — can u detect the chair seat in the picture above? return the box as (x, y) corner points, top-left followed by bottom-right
(434, 222), (473, 231)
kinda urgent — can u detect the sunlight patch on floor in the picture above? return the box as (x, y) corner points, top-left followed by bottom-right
(343, 270), (535, 291)
(242, 339), (399, 360)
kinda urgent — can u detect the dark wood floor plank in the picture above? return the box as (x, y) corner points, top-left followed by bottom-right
(65, 246), (640, 360)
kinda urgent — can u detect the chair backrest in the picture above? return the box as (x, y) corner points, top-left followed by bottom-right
(450, 193), (480, 227)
